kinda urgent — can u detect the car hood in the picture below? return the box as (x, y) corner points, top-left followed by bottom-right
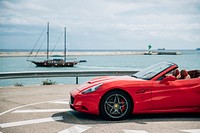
(76, 76), (140, 92)
(87, 76), (136, 84)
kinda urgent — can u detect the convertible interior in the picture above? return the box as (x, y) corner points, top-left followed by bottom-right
(188, 70), (200, 78)
(160, 69), (200, 81)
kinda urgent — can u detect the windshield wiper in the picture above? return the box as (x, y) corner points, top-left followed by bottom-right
(131, 75), (137, 78)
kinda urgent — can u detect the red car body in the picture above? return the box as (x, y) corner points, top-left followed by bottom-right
(70, 62), (200, 120)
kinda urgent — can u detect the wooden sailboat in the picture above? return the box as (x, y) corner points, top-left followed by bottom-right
(29, 22), (78, 67)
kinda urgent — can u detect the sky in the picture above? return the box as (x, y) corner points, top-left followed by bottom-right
(0, 0), (200, 50)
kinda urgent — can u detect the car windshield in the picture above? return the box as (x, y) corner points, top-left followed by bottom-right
(133, 62), (175, 80)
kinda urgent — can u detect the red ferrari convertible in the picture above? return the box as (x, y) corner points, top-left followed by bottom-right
(70, 62), (200, 120)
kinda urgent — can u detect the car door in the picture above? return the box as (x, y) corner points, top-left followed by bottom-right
(152, 78), (200, 110)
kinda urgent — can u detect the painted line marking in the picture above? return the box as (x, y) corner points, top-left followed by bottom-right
(58, 125), (91, 133)
(12, 109), (72, 113)
(0, 116), (63, 128)
(180, 129), (200, 133)
(49, 100), (69, 105)
(0, 99), (68, 116)
(123, 129), (148, 133)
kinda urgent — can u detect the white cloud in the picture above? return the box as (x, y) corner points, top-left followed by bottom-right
(0, 0), (200, 49)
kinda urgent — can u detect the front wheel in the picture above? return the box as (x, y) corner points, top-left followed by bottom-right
(100, 90), (132, 120)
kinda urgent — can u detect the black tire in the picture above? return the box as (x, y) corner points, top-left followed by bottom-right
(100, 90), (132, 120)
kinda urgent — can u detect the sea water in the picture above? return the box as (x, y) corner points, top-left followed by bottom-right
(0, 50), (199, 86)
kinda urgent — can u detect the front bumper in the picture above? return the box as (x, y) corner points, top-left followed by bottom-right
(70, 88), (101, 115)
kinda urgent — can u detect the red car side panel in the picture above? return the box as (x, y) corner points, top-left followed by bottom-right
(129, 81), (153, 114)
(152, 78), (200, 112)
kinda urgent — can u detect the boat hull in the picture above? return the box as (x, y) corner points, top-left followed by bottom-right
(32, 61), (78, 67)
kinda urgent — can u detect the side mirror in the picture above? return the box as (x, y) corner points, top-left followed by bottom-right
(160, 76), (176, 84)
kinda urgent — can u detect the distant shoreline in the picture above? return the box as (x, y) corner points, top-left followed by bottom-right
(0, 51), (182, 57)
(0, 51), (146, 57)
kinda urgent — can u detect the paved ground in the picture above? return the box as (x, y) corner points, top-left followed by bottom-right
(0, 85), (200, 133)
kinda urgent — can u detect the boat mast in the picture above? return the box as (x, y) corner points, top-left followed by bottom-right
(64, 27), (66, 62)
(47, 22), (49, 60)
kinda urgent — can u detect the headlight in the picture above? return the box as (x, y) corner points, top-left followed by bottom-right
(82, 83), (103, 94)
